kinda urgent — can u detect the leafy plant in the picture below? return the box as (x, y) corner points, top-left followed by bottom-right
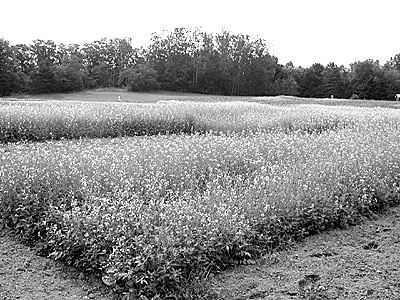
(2, 103), (400, 298)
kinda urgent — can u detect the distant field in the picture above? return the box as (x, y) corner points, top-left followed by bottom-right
(1, 98), (396, 143)
(3, 88), (400, 108)
(2, 91), (400, 299)
(4, 88), (216, 103)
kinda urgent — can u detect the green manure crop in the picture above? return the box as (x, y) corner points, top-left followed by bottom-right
(0, 100), (381, 143)
(1, 102), (400, 299)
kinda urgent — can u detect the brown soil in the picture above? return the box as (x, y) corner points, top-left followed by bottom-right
(1, 206), (399, 300)
(207, 205), (400, 300)
(0, 232), (114, 300)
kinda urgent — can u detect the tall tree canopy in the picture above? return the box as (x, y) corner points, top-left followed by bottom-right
(0, 39), (15, 96)
(1, 28), (400, 100)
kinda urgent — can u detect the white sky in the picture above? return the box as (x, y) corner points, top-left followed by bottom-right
(1, 0), (399, 68)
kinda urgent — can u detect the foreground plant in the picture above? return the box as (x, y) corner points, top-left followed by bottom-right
(1, 104), (400, 299)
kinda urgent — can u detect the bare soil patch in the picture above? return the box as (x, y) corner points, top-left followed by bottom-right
(0, 231), (114, 300)
(207, 205), (400, 300)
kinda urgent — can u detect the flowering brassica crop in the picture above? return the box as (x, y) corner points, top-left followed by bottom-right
(1, 102), (400, 299)
(2, 100), (392, 143)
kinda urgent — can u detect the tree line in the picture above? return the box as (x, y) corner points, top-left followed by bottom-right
(1, 28), (400, 99)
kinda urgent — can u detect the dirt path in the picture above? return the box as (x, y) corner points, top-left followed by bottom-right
(0, 232), (114, 300)
(208, 205), (400, 300)
(1, 206), (400, 300)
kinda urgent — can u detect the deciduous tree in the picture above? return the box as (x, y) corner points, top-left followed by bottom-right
(0, 39), (14, 96)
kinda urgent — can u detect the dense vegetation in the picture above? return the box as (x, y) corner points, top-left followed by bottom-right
(2, 101), (400, 299)
(1, 28), (400, 99)
(0, 100), (352, 143)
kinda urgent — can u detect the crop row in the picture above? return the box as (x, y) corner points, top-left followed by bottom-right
(2, 100), (396, 143)
(2, 109), (400, 298)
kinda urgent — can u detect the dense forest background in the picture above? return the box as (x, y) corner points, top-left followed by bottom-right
(1, 28), (400, 99)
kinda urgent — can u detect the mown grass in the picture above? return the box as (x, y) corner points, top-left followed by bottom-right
(3, 89), (213, 103)
(1, 100), (400, 299)
(4, 89), (400, 107)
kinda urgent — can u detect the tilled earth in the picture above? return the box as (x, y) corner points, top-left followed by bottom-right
(1, 206), (400, 300)
(208, 205), (400, 300)
(0, 232), (113, 300)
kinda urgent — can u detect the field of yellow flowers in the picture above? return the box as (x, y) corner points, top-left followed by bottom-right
(1, 100), (400, 299)
(0, 100), (366, 142)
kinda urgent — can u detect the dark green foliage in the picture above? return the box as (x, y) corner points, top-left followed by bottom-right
(1, 32), (400, 99)
(321, 63), (351, 99)
(350, 60), (385, 100)
(272, 62), (299, 96)
(385, 54), (400, 73)
(0, 39), (14, 96)
(122, 64), (160, 92)
(54, 55), (85, 92)
(148, 28), (194, 92)
(29, 65), (58, 94)
(381, 68), (400, 100)
(92, 63), (111, 88)
(298, 63), (326, 98)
